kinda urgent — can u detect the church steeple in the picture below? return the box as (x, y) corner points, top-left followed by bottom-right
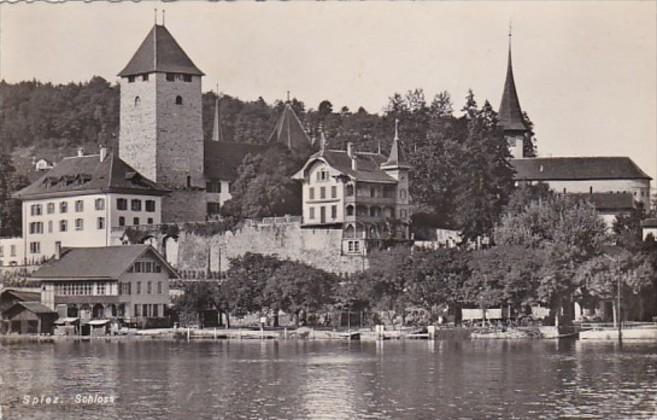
(211, 87), (223, 142)
(498, 27), (528, 158)
(381, 119), (411, 170)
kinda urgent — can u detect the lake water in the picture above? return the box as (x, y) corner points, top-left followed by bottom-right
(1, 338), (657, 419)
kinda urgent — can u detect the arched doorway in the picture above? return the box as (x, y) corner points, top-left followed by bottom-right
(92, 304), (105, 319)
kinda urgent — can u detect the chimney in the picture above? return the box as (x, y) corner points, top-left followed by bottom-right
(77, 147), (84, 157)
(346, 142), (353, 158)
(54, 242), (61, 260)
(99, 145), (107, 162)
(347, 143), (358, 171)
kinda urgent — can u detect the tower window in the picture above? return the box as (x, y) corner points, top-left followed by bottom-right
(142, 74), (149, 81)
(186, 175), (191, 187)
(134, 96), (141, 106)
(166, 73), (175, 82)
(176, 96), (183, 105)
(128, 76), (135, 83)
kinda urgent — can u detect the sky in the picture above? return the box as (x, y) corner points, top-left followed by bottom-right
(1, 1), (656, 184)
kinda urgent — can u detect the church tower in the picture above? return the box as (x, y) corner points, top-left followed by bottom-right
(118, 22), (206, 221)
(498, 29), (529, 159)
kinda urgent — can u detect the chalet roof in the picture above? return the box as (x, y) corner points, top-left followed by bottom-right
(118, 24), (204, 77)
(268, 103), (312, 150)
(498, 43), (528, 132)
(572, 192), (635, 211)
(31, 245), (178, 281)
(295, 149), (397, 184)
(8, 301), (57, 315)
(13, 153), (168, 200)
(512, 157), (651, 181)
(204, 141), (270, 181)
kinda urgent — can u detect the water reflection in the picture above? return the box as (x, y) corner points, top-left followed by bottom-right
(1, 339), (657, 419)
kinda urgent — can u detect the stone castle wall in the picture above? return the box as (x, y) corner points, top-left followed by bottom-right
(162, 190), (208, 223)
(142, 220), (366, 276)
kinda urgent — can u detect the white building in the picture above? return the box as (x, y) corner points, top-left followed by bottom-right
(7, 147), (167, 265)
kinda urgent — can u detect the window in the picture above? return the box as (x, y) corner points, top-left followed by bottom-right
(29, 242), (40, 254)
(331, 205), (337, 219)
(75, 200), (84, 212)
(117, 198), (127, 210)
(157, 281), (162, 294)
(147, 281), (152, 294)
(75, 218), (84, 231)
(143, 304), (148, 318)
(59, 220), (68, 232)
(120, 283), (131, 296)
(147, 218), (153, 225)
(97, 283), (106, 295)
(331, 186), (337, 199)
(309, 207), (315, 220)
(142, 74), (149, 81)
(131, 199), (142, 211)
(133, 217), (140, 226)
(183, 74), (192, 82)
(30, 204), (42, 216)
(400, 189), (406, 199)
(309, 187), (315, 200)
(145, 200), (155, 212)
(134, 304), (140, 317)
(175, 96), (183, 105)
(207, 202), (220, 215)
(134, 96), (140, 106)
(346, 205), (354, 216)
(187, 176), (191, 188)
(97, 217), (105, 230)
(354, 241), (360, 252)
(128, 75), (135, 83)
(154, 264), (162, 273)
(47, 203), (55, 214)
(166, 73), (175, 82)
(95, 198), (105, 210)
(316, 169), (329, 182)
(0, 246), (4, 257)
(60, 201), (68, 213)
(136, 281), (141, 294)
(29, 222), (43, 234)
(320, 187), (326, 199)
(10, 245), (16, 257)
(118, 217), (125, 227)
(48, 221), (53, 233)
(153, 304), (159, 317)
(346, 184), (354, 196)
(370, 187), (376, 198)
(206, 181), (222, 193)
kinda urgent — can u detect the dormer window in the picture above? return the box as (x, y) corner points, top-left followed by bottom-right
(175, 96), (183, 105)
(316, 169), (329, 182)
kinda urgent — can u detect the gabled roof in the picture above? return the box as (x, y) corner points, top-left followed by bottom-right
(0, 288), (41, 303)
(498, 42), (528, 132)
(294, 150), (398, 184)
(572, 192), (635, 211)
(31, 245), (178, 281)
(512, 157), (652, 181)
(204, 141), (270, 181)
(6, 301), (57, 315)
(13, 153), (168, 200)
(268, 103), (312, 150)
(118, 25), (204, 77)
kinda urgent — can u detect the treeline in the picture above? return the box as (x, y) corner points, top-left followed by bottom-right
(0, 77), (537, 238)
(177, 189), (657, 327)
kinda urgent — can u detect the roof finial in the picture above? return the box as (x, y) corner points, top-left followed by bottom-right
(508, 19), (513, 49)
(154, 8), (158, 25)
(394, 118), (400, 141)
(162, 9), (166, 26)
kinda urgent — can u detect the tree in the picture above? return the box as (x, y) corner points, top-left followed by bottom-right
(173, 281), (221, 327)
(222, 253), (282, 316)
(455, 94), (515, 243)
(0, 153), (27, 237)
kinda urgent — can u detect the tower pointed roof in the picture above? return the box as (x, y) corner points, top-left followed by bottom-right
(268, 102), (312, 151)
(381, 119), (411, 170)
(211, 94), (223, 142)
(118, 24), (204, 77)
(498, 33), (528, 132)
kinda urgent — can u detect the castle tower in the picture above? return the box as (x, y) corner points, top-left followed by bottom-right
(498, 29), (529, 159)
(380, 120), (412, 238)
(118, 23), (206, 221)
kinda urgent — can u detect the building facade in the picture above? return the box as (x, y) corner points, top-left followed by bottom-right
(9, 149), (167, 264)
(293, 124), (411, 254)
(33, 245), (176, 326)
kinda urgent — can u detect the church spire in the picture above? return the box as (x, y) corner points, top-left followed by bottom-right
(498, 27), (527, 133)
(211, 85), (223, 142)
